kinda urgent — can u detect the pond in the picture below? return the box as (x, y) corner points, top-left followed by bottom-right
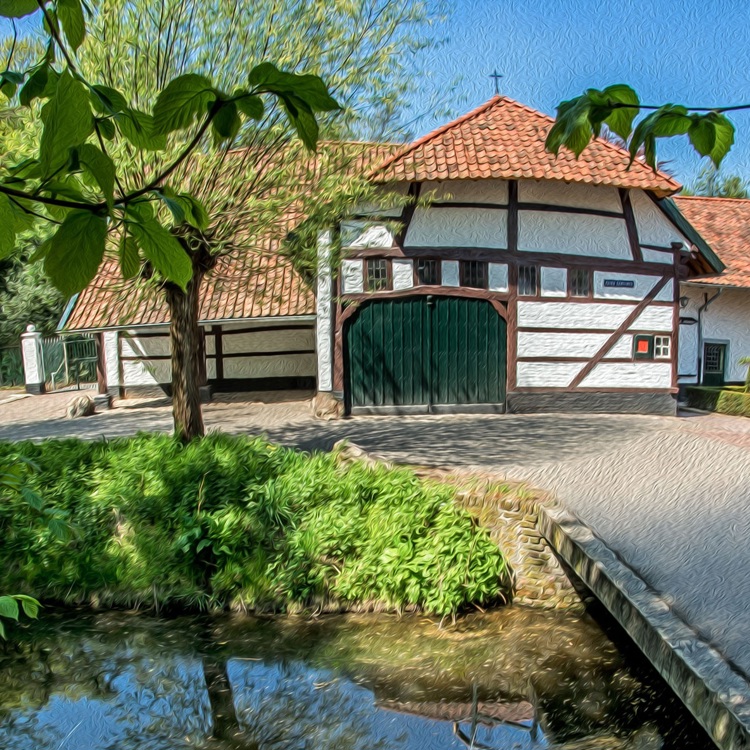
(0, 603), (715, 750)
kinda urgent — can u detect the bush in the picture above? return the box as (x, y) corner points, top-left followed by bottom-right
(0, 435), (510, 616)
(685, 386), (750, 418)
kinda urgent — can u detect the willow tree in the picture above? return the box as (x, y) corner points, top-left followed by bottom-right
(66, 0), (440, 440)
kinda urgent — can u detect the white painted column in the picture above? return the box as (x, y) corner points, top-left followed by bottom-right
(102, 330), (121, 396)
(315, 231), (334, 392)
(21, 325), (45, 394)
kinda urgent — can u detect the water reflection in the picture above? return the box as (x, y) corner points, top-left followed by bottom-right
(0, 607), (715, 750)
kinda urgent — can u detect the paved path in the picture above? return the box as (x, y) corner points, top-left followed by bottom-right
(3, 391), (750, 682)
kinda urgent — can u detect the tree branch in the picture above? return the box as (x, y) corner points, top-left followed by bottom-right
(0, 183), (94, 210)
(35, 0), (79, 74)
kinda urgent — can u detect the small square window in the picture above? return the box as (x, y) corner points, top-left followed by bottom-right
(570, 268), (591, 297)
(460, 260), (488, 289)
(654, 335), (671, 359)
(416, 259), (441, 286)
(633, 334), (654, 360)
(518, 265), (537, 296)
(365, 259), (390, 291)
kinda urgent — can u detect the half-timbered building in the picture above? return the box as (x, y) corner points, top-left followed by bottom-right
(61, 95), (743, 416)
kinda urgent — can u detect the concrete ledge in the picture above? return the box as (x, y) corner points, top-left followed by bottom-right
(507, 391), (677, 416)
(537, 502), (750, 750)
(350, 403), (506, 416)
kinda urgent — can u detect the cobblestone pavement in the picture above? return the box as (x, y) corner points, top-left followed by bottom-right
(3, 390), (750, 679)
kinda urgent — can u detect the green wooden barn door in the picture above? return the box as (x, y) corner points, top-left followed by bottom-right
(346, 296), (506, 410)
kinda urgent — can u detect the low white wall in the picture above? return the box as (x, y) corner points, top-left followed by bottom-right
(405, 206), (508, 248)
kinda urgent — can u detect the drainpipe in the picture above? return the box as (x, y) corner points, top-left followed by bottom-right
(696, 288), (723, 384)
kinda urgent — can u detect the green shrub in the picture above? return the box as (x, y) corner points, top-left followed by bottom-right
(0, 435), (510, 616)
(685, 386), (750, 417)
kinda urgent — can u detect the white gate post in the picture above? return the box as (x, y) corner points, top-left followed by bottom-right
(21, 325), (46, 394)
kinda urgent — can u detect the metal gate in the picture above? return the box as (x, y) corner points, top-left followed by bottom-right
(42, 334), (98, 391)
(345, 296), (506, 413)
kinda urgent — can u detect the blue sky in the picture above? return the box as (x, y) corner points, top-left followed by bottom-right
(399, 0), (750, 188)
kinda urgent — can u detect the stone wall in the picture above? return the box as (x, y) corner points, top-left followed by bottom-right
(415, 468), (583, 611)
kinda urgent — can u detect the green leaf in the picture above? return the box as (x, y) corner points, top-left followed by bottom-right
(0, 193), (17, 259)
(212, 100), (241, 144)
(14, 595), (40, 619)
(20, 486), (43, 510)
(45, 210), (107, 296)
(19, 63), (50, 106)
(91, 85), (128, 115)
(39, 70), (93, 177)
(601, 84), (640, 140)
(545, 96), (594, 157)
(57, 0), (85, 50)
(118, 232), (140, 280)
(0, 0), (38, 18)
(707, 112), (734, 167)
(116, 109), (166, 150)
(688, 116), (715, 159)
(75, 143), (115, 210)
(234, 90), (264, 120)
(0, 596), (19, 620)
(48, 517), (71, 541)
(279, 93), (319, 151)
(129, 216), (192, 289)
(155, 188), (209, 230)
(249, 63), (339, 112)
(96, 117), (116, 140)
(0, 619), (5, 639)
(153, 74), (216, 135)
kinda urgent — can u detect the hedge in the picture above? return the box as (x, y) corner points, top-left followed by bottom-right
(685, 386), (750, 418)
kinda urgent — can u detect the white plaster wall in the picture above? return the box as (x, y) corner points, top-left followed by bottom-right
(518, 331), (610, 358)
(518, 211), (631, 259)
(489, 263), (508, 292)
(630, 190), (689, 248)
(518, 301), (632, 330)
(103, 331), (120, 387)
(121, 335), (170, 358)
(222, 328), (313, 355)
(340, 221), (394, 249)
(516, 361), (585, 387)
(680, 286), (750, 383)
(593, 272), (672, 302)
(341, 259), (364, 294)
(679, 321), (699, 381)
(605, 334), (635, 359)
(519, 180), (622, 212)
(540, 267), (567, 297)
(630, 305), (673, 332)
(642, 248), (673, 264)
(421, 179), (508, 204)
(316, 231), (334, 391)
(405, 207), (508, 248)
(122, 358), (168, 386)
(352, 184), (407, 218)
(223, 353), (316, 379)
(392, 259), (414, 290)
(579, 362), (672, 389)
(442, 260), (460, 286)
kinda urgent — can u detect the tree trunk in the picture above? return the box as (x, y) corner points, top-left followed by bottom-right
(165, 263), (205, 442)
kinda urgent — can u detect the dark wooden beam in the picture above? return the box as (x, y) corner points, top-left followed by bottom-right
(619, 189), (643, 262)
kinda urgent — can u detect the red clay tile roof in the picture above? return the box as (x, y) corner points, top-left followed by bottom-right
(673, 196), (750, 288)
(64, 142), (397, 331)
(372, 96), (681, 198)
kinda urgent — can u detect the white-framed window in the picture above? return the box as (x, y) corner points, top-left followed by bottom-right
(654, 335), (671, 359)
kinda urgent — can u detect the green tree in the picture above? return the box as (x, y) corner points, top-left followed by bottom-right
(0, 0), (341, 441)
(682, 164), (750, 198)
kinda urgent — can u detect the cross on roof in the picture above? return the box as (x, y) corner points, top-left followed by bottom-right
(489, 71), (503, 96)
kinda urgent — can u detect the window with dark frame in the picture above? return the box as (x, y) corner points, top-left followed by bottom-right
(415, 259), (441, 286)
(460, 260), (488, 289)
(365, 259), (390, 291)
(517, 264), (537, 296)
(569, 268), (591, 297)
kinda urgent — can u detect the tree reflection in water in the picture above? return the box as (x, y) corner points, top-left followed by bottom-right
(0, 607), (715, 750)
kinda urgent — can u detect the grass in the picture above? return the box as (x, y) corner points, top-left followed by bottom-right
(0, 434), (511, 617)
(685, 386), (750, 418)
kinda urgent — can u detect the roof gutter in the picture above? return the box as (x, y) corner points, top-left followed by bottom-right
(62, 314), (318, 334)
(655, 197), (725, 274)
